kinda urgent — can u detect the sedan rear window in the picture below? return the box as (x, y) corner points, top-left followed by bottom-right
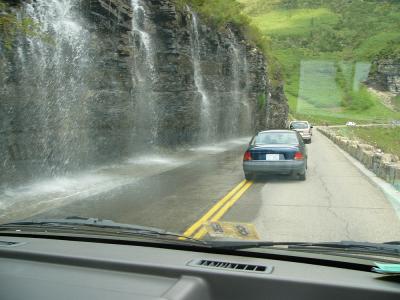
(254, 132), (299, 145)
(291, 122), (308, 129)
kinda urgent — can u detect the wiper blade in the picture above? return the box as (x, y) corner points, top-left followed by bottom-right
(206, 240), (400, 256)
(0, 216), (205, 244)
(1, 216), (165, 232)
(288, 241), (400, 256)
(382, 241), (400, 245)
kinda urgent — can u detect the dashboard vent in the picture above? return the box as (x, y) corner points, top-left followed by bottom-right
(188, 259), (273, 273)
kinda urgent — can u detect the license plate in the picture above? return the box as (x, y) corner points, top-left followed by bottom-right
(265, 154), (280, 161)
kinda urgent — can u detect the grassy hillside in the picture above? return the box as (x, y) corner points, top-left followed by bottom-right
(239, 0), (400, 124)
(334, 127), (400, 157)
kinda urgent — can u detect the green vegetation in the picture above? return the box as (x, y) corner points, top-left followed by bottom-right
(0, 0), (39, 49)
(257, 94), (266, 109)
(176, 0), (248, 27)
(334, 127), (400, 157)
(394, 95), (400, 111)
(239, 0), (400, 124)
(175, 0), (266, 50)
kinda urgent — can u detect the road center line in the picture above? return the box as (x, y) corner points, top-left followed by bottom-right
(182, 180), (247, 238)
(193, 181), (253, 240)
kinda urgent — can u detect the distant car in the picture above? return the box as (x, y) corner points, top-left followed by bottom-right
(289, 121), (313, 144)
(346, 121), (357, 127)
(243, 130), (308, 181)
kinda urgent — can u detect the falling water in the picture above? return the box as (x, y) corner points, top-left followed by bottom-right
(241, 52), (253, 134)
(0, 1), (257, 190)
(228, 30), (253, 136)
(189, 11), (213, 142)
(20, 0), (91, 176)
(130, 0), (158, 146)
(229, 34), (243, 137)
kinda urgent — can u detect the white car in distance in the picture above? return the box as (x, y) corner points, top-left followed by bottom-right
(346, 121), (357, 127)
(289, 121), (313, 144)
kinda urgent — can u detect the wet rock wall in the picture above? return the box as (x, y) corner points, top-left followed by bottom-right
(0, 0), (288, 186)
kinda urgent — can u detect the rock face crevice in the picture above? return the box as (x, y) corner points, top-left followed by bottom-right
(0, 0), (288, 186)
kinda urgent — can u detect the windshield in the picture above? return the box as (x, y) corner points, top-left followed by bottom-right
(1, 0), (400, 263)
(254, 132), (299, 145)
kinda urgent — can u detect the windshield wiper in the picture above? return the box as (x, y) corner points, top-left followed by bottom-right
(0, 216), (205, 244)
(2, 218), (398, 256)
(206, 240), (400, 256)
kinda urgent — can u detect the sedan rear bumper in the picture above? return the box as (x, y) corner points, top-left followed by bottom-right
(299, 133), (311, 140)
(243, 160), (306, 175)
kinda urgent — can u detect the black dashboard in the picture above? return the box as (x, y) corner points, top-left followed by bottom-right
(0, 235), (399, 300)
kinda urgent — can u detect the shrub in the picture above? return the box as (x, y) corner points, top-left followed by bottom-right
(347, 87), (375, 111)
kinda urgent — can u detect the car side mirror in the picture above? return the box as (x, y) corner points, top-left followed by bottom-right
(310, 125), (313, 128)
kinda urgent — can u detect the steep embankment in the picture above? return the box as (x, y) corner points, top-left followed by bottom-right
(0, 0), (288, 186)
(240, 0), (400, 124)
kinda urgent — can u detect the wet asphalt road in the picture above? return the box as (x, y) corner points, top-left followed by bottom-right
(4, 131), (400, 243)
(27, 142), (248, 233)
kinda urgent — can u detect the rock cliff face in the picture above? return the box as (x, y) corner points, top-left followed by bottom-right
(367, 59), (400, 94)
(0, 0), (288, 186)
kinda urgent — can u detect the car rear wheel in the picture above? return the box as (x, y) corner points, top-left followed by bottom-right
(298, 172), (306, 181)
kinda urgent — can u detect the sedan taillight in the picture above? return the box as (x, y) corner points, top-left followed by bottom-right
(243, 151), (252, 161)
(294, 152), (304, 160)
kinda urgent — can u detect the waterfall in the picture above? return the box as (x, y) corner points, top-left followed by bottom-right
(20, 0), (92, 176)
(0, 1), (260, 190)
(130, 0), (158, 146)
(242, 52), (253, 134)
(229, 33), (242, 137)
(189, 11), (213, 142)
(229, 30), (252, 136)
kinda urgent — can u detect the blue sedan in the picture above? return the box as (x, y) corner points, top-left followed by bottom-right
(243, 130), (308, 180)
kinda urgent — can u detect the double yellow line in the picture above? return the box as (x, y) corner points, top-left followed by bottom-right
(182, 179), (253, 240)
